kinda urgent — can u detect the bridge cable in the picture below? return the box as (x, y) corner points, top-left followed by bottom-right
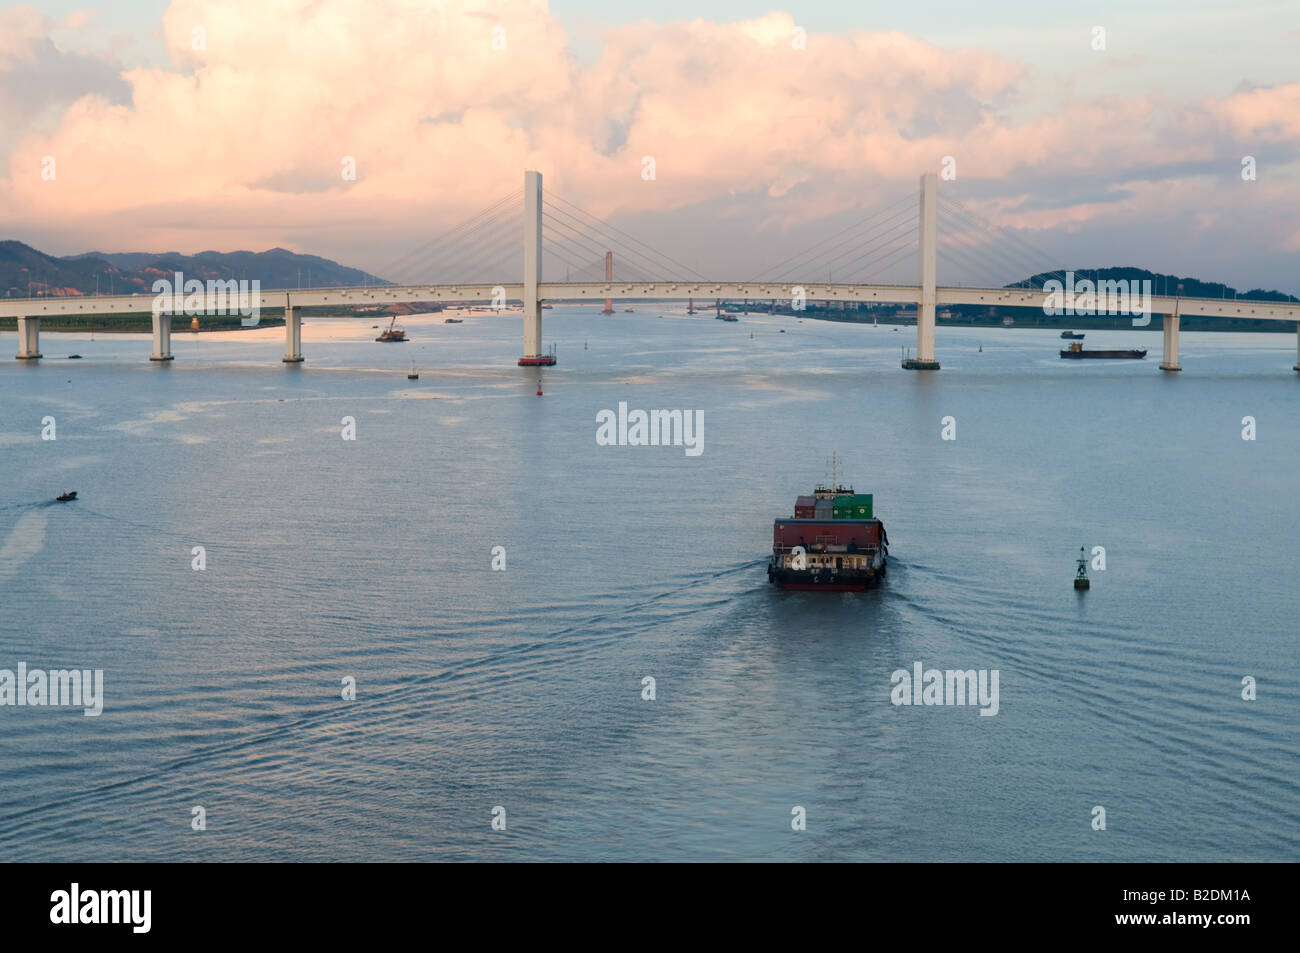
(545, 190), (711, 281)
(746, 190), (917, 283)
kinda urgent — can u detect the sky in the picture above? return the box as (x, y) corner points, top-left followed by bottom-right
(2, 0), (1298, 292)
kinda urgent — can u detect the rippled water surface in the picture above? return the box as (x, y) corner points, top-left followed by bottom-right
(1, 309), (1297, 860)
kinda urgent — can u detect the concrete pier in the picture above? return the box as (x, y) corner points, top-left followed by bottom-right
(903, 171), (940, 369)
(150, 311), (174, 361)
(14, 316), (41, 359)
(1294, 322), (1299, 372)
(283, 299), (303, 363)
(1160, 313), (1181, 371)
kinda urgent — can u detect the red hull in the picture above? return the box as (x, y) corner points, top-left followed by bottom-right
(774, 581), (870, 592)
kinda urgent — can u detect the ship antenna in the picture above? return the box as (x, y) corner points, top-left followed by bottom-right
(832, 451), (837, 493)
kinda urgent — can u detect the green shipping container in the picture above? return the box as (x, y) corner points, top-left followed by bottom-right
(833, 494), (873, 519)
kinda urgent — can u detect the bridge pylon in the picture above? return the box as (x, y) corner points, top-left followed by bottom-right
(902, 170), (940, 370)
(602, 252), (614, 315)
(518, 169), (555, 366)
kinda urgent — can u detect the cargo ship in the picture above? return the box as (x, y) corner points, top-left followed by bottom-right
(768, 469), (888, 591)
(1060, 341), (1146, 359)
(1060, 330), (1085, 339)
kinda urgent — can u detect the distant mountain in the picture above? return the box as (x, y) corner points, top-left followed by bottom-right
(0, 241), (389, 298)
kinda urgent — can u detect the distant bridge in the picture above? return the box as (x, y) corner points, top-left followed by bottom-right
(5, 172), (1299, 372)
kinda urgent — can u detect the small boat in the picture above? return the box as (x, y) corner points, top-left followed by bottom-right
(443, 318), (463, 324)
(1060, 331), (1085, 339)
(376, 315), (407, 342)
(56, 491), (77, 502)
(67, 354), (82, 359)
(624, 308), (634, 313)
(407, 360), (419, 380)
(1060, 342), (1146, 359)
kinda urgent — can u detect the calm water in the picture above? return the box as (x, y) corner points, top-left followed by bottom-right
(1, 308), (1297, 861)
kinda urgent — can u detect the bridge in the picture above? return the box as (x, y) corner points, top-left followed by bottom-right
(5, 171), (1299, 372)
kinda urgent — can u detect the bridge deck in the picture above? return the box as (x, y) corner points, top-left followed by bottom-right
(3, 283), (1299, 322)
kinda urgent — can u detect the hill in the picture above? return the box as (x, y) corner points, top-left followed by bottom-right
(0, 241), (388, 299)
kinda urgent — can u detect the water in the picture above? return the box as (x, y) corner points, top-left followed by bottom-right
(1, 309), (1297, 861)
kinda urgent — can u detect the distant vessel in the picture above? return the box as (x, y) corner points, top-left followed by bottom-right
(67, 354), (82, 359)
(407, 361), (419, 380)
(55, 491), (77, 502)
(376, 315), (407, 342)
(624, 308), (634, 313)
(768, 457), (888, 591)
(1060, 342), (1146, 359)
(716, 313), (738, 322)
(1060, 330), (1085, 339)
(443, 318), (463, 324)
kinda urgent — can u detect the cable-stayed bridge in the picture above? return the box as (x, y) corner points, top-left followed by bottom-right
(5, 172), (1299, 372)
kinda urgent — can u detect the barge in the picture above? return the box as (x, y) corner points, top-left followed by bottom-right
(1060, 342), (1146, 359)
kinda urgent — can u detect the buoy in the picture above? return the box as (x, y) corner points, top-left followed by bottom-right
(537, 380), (543, 396)
(1074, 546), (1090, 589)
(584, 341), (588, 350)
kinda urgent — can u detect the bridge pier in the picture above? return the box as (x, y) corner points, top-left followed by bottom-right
(150, 312), (174, 361)
(518, 170), (554, 366)
(1159, 313), (1181, 371)
(14, 316), (41, 359)
(1294, 322), (1300, 372)
(903, 171), (940, 369)
(283, 299), (303, 363)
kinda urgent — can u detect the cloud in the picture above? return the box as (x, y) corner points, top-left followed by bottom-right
(0, 1), (1296, 292)
(0, 6), (130, 137)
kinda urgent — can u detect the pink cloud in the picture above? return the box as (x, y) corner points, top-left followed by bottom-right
(0, 0), (1296, 285)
